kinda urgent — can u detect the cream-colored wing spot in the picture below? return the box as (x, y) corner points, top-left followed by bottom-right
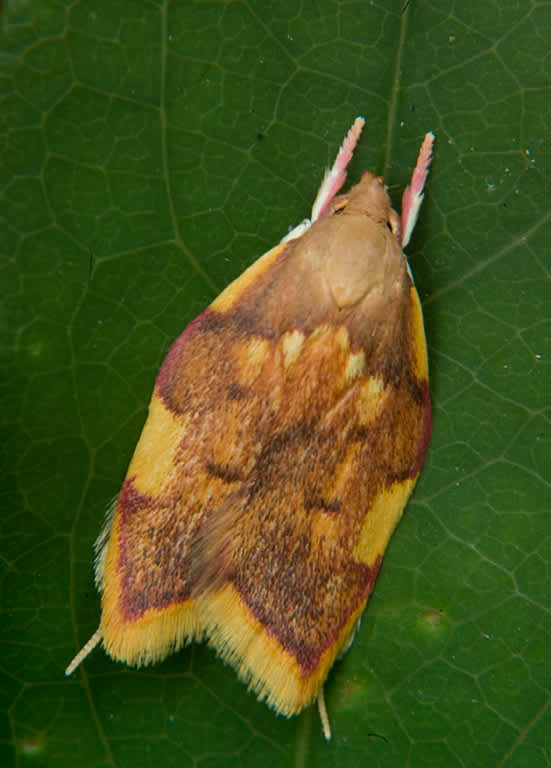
(237, 337), (271, 387)
(281, 329), (305, 369)
(343, 350), (366, 385)
(356, 376), (387, 425)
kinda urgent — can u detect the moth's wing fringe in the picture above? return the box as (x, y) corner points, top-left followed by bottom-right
(198, 583), (367, 717)
(101, 600), (205, 668)
(96, 574), (366, 717)
(94, 496), (118, 592)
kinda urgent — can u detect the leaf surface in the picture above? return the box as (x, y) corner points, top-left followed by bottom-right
(2, 1), (550, 766)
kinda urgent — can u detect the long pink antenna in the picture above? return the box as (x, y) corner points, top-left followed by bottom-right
(400, 132), (435, 247)
(311, 117), (366, 222)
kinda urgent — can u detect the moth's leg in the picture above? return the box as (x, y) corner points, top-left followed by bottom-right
(311, 116), (366, 222)
(400, 132), (435, 248)
(317, 687), (332, 741)
(65, 627), (102, 675)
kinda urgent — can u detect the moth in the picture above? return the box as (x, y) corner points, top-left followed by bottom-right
(67, 118), (434, 740)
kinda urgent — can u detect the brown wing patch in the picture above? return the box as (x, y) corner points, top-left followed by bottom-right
(101, 288), (429, 699)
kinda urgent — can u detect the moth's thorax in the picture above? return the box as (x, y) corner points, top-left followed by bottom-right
(299, 171), (408, 316)
(311, 215), (406, 313)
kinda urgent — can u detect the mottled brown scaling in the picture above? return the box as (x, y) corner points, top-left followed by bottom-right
(66, 118), (434, 743)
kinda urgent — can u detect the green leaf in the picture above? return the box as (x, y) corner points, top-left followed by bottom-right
(2, 1), (550, 766)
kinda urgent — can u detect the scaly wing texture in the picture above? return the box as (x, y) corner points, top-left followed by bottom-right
(99, 218), (431, 716)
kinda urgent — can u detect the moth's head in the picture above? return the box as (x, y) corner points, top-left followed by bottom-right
(335, 172), (401, 242)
